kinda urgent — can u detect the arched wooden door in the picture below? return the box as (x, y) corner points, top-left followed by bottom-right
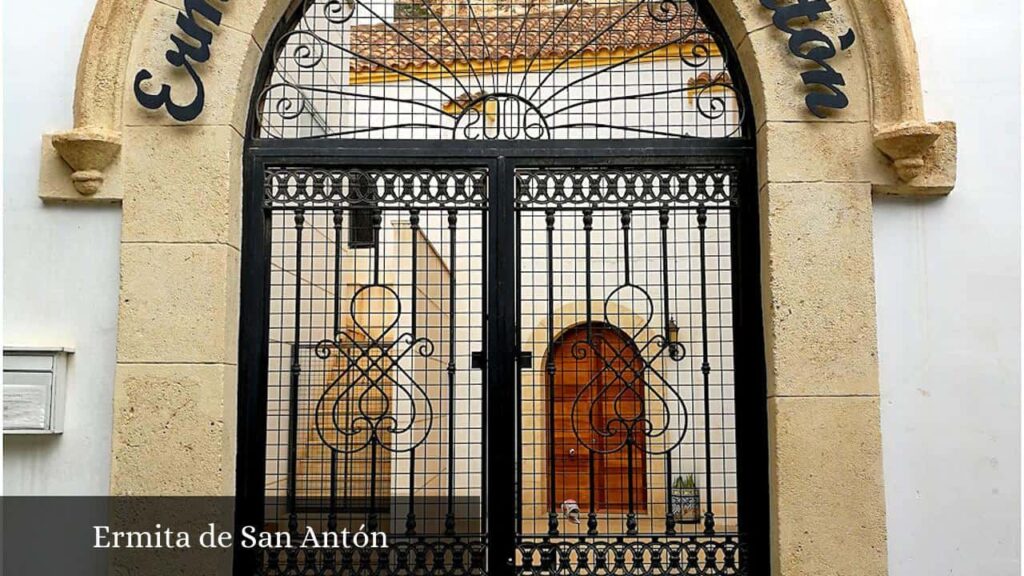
(551, 323), (647, 513)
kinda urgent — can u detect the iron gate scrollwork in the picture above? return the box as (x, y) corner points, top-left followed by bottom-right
(514, 166), (744, 575)
(240, 0), (765, 574)
(254, 0), (745, 140)
(258, 166), (489, 575)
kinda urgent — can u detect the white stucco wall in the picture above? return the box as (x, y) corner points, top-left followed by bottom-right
(2, 0), (121, 495)
(873, 1), (1021, 575)
(0, 0), (1020, 574)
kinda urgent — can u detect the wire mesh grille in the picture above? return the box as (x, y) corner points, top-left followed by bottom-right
(514, 166), (741, 575)
(261, 167), (488, 573)
(254, 0), (744, 139)
(254, 163), (747, 575)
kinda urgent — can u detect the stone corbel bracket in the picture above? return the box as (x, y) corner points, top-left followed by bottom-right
(872, 120), (957, 196)
(50, 128), (122, 197)
(40, 0), (143, 203)
(851, 0), (957, 196)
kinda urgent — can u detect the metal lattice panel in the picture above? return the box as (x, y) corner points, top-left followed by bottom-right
(253, 0), (745, 139)
(514, 166), (742, 575)
(261, 166), (489, 574)
(243, 4), (761, 573)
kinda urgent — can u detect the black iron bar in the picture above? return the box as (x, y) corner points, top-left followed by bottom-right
(479, 180), (490, 530)
(587, 451), (598, 535)
(514, 192), (525, 538)
(697, 206), (716, 536)
(545, 209), (559, 537)
(372, 210), (382, 285)
(445, 209), (458, 536)
(583, 209), (593, 335)
(659, 207), (677, 535)
(582, 208), (597, 536)
(626, 437), (637, 535)
(286, 208), (305, 533)
(329, 206), (343, 532)
(369, 439), (379, 532)
(621, 209), (632, 284)
(406, 208), (421, 537)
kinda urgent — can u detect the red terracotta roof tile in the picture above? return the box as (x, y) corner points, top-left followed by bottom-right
(349, 2), (706, 73)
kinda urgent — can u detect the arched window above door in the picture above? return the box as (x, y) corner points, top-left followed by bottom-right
(252, 0), (748, 139)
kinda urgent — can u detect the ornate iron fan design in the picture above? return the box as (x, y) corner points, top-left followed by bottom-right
(254, 0), (745, 139)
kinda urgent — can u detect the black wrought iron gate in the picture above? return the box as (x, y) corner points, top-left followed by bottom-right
(237, 142), (764, 576)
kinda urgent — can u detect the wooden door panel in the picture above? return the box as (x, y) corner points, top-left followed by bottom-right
(551, 324), (647, 513)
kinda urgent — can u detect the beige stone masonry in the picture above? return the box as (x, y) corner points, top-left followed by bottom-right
(38, 134), (124, 203)
(707, 0), (770, 50)
(125, 1), (262, 132)
(118, 243), (240, 365)
(757, 121), (890, 185)
(737, 2), (870, 127)
(760, 182), (878, 398)
(875, 121), (958, 196)
(769, 396), (887, 576)
(121, 126), (243, 246)
(151, 0), (284, 48)
(111, 363), (237, 495)
(46, 0), (144, 198)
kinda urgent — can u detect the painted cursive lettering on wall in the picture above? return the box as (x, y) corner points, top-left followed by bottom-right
(133, 0), (229, 122)
(759, 0), (857, 118)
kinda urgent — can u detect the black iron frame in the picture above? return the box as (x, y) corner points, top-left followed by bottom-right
(236, 1), (766, 573)
(252, 0), (749, 140)
(236, 138), (767, 576)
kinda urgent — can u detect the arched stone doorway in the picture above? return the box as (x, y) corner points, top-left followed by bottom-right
(43, 0), (959, 575)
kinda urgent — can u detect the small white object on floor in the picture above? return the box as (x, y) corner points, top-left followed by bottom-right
(561, 499), (581, 525)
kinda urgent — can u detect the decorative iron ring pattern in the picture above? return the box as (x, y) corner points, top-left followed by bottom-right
(265, 167), (489, 208)
(515, 168), (737, 208)
(516, 535), (743, 576)
(257, 538), (488, 576)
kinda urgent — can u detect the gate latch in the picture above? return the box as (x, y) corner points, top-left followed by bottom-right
(518, 351), (533, 369)
(471, 351), (485, 370)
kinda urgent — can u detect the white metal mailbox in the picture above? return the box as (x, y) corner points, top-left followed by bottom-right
(3, 347), (72, 434)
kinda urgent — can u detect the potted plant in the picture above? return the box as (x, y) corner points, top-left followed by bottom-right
(671, 475), (701, 524)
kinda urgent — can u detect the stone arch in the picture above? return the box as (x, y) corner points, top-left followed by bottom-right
(47, 0), (954, 200)
(39, 1), (960, 574)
